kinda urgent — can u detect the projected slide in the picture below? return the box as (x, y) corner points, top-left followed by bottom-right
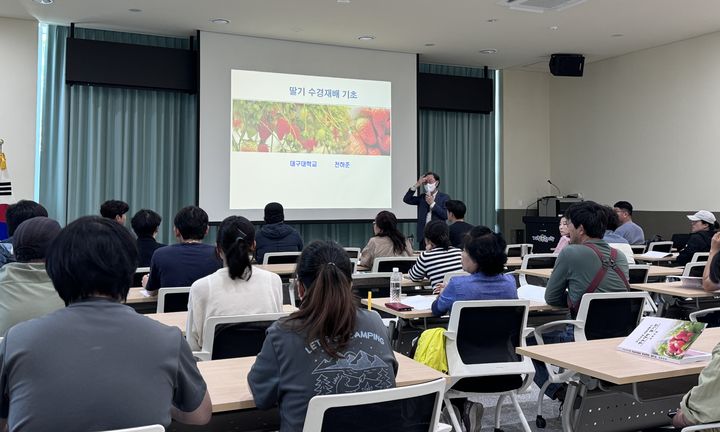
(229, 70), (391, 210)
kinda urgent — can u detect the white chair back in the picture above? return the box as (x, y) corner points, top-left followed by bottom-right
(505, 243), (534, 257)
(691, 252), (710, 263)
(518, 253), (556, 286)
(442, 270), (469, 285)
(647, 241), (673, 253)
(156, 286), (191, 313)
(262, 252), (301, 265)
(371, 256), (417, 273)
(572, 291), (653, 342)
(682, 261), (706, 277)
(101, 425), (164, 432)
(193, 312), (290, 361)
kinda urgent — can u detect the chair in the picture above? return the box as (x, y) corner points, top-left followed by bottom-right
(371, 256), (417, 273)
(302, 378), (450, 432)
(101, 425), (164, 432)
(518, 253), (557, 286)
(443, 300), (535, 432)
(351, 272), (392, 298)
(132, 267), (150, 287)
(505, 243), (534, 258)
(344, 247), (361, 259)
(532, 292), (652, 427)
(156, 287), (190, 313)
(647, 241), (673, 253)
(193, 312), (289, 361)
(683, 262), (706, 277)
(689, 307), (720, 328)
(628, 264), (650, 284)
(282, 279), (297, 308)
(442, 270), (469, 285)
(692, 252), (710, 263)
(682, 423), (720, 432)
(262, 251), (302, 265)
(630, 244), (647, 254)
(672, 233), (691, 252)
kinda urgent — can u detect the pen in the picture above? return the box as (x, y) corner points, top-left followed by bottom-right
(367, 291), (372, 310)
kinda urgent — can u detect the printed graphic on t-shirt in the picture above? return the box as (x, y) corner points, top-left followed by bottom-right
(312, 350), (393, 394)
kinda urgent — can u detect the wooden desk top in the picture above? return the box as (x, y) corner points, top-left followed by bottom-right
(506, 257), (522, 269)
(360, 296), (561, 319)
(198, 352), (446, 412)
(255, 263), (296, 276)
(145, 305), (299, 333)
(126, 287), (155, 304)
(517, 265), (683, 279)
(631, 282), (720, 298)
(634, 253), (678, 263)
(517, 328), (720, 385)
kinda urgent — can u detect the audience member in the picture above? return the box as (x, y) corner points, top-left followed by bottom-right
(0, 216), (211, 430)
(613, 201), (645, 245)
(145, 206), (222, 294)
(0, 200), (48, 267)
(603, 206), (635, 264)
(702, 232), (720, 292)
(446, 199), (473, 248)
(0, 217), (64, 336)
(533, 201), (630, 401)
(100, 199), (129, 225)
(187, 216), (283, 350)
(359, 210), (413, 268)
(403, 171), (450, 248)
(676, 210), (719, 267)
(131, 209), (166, 267)
(432, 226), (517, 316)
(672, 343), (720, 429)
(554, 216), (571, 255)
(248, 241), (397, 431)
(255, 202), (303, 264)
(408, 220), (463, 288)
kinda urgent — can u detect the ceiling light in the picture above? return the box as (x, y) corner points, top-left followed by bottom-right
(424, 43), (435, 47)
(357, 35), (375, 41)
(210, 18), (230, 25)
(549, 25), (559, 31)
(337, 0), (351, 3)
(33, 0), (53, 4)
(611, 33), (624, 37)
(479, 49), (498, 55)
(487, 18), (498, 23)
(128, 8), (142, 12)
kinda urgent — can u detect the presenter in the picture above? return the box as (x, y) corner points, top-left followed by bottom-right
(403, 171), (449, 248)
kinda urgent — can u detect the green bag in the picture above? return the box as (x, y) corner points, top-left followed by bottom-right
(413, 327), (448, 373)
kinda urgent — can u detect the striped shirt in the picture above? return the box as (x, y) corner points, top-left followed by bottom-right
(408, 247), (463, 287)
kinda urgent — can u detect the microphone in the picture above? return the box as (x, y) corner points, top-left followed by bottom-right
(547, 179), (562, 198)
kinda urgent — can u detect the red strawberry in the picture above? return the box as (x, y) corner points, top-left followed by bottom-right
(258, 144), (269, 152)
(233, 118), (242, 129)
(276, 118), (291, 140)
(258, 121), (271, 142)
(301, 139), (317, 152)
(371, 110), (390, 134)
(356, 118), (376, 146)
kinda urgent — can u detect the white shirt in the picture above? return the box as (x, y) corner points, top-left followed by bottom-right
(187, 266), (283, 350)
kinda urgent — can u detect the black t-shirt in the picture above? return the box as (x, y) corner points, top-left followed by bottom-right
(449, 221), (474, 249)
(146, 243), (222, 291)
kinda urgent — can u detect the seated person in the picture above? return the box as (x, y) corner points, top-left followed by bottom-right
(0, 217), (64, 336)
(702, 232), (720, 292)
(131, 209), (166, 267)
(359, 210), (413, 268)
(145, 206), (222, 294)
(408, 220), (463, 288)
(0, 200), (48, 268)
(431, 226), (518, 316)
(603, 206), (635, 264)
(100, 199), (129, 225)
(248, 241), (397, 430)
(0, 216), (211, 430)
(446, 200), (473, 249)
(676, 210), (719, 267)
(554, 216), (571, 255)
(533, 201), (630, 401)
(187, 215), (283, 350)
(613, 201), (645, 245)
(672, 342), (720, 429)
(255, 202), (304, 264)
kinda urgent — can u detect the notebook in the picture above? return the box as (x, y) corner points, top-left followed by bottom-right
(617, 317), (711, 364)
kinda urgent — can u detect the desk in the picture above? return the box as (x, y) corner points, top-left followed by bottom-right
(517, 265), (683, 280)
(631, 282), (719, 299)
(198, 352), (446, 413)
(506, 256), (522, 269)
(126, 287), (154, 305)
(634, 253), (678, 263)
(145, 305), (299, 334)
(361, 296), (562, 317)
(255, 263), (296, 276)
(517, 328), (720, 431)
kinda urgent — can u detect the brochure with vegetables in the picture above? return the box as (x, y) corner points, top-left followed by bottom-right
(617, 317), (711, 364)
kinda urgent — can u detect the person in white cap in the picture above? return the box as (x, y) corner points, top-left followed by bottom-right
(676, 210), (719, 266)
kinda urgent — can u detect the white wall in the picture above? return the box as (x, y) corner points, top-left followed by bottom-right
(501, 69), (552, 209)
(550, 31), (720, 211)
(0, 17), (37, 201)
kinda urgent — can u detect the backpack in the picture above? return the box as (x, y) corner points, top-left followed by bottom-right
(413, 327), (448, 373)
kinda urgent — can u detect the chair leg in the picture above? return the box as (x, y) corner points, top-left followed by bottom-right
(509, 392), (532, 432)
(443, 396), (463, 432)
(495, 394), (505, 429)
(535, 379), (552, 428)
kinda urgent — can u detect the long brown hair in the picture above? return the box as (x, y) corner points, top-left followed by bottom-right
(282, 241), (358, 358)
(374, 210), (408, 254)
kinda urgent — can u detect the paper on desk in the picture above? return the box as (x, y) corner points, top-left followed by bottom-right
(517, 285), (547, 304)
(140, 289), (153, 298)
(402, 295), (437, 310)
(639, 251), (673, 259)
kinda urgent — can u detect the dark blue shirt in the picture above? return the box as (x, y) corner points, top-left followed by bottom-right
(431, 272), (518, 316)
(146, 243), (222, 291)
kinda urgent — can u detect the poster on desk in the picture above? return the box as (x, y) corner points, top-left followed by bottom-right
(617, 317), (710, 364)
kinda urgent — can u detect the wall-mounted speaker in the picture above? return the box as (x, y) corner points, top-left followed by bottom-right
(549, 54), (585, 77)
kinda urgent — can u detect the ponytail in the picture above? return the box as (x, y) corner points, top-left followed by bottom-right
(217, 216), (256, 281)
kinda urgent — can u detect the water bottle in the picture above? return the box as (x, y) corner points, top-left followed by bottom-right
(390, 267), (402, 302)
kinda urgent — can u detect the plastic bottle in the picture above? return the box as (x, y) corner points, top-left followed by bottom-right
(390, 267), (402, 302)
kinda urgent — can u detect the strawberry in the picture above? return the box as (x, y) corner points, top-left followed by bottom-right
(371, 110), (390, 134)
(356, 118), (376, 146)
(233, 118), (243, 129)
(301, 139), (317, 152)
(258, 143), (269, 152)
(276, 118), (291, 140)
(258, 121), (271, 142)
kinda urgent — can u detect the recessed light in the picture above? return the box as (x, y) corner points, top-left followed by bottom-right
(357, 35), (375, 41)
(479, 49), (498, 55)
(33, 0), (53, 4)
(210, 18), (230, 25)
(549, 25), (559, 31)
(424, 43), (435, 47)
(337, 0), (351, 3)
(611, 33), (624, 37)
(487, 18), (498, 23)
(128, 8), (142, 12)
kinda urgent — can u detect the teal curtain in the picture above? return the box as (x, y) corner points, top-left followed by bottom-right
(38, 25), (196, 244)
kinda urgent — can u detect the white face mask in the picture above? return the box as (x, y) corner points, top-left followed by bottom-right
(425, 182), (437, 193)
